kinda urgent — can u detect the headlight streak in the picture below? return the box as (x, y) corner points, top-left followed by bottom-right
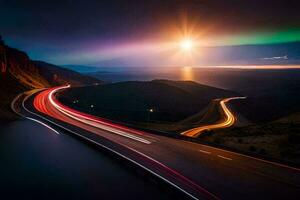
(43, 85), (152, 144)
(14, 87), (300, 200)
(181, 97), (246, 137)
(30, 86), (220, 200)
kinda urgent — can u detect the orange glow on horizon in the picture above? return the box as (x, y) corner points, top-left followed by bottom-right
(181, 66), (194, 80)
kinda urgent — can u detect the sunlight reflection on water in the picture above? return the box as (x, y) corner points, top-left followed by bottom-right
(181, 66), (194, 80)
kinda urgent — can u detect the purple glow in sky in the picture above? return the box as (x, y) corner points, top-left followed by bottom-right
(1, 0), (300, 67)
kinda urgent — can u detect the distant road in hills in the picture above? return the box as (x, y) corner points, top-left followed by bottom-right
(181, 97), (246, 137)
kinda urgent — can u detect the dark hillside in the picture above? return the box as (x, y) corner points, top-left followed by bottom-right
(34, 61), (101, 86)
(58, 80), (237, 123)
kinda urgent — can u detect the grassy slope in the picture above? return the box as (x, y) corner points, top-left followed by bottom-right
(200, 112), (300, 165)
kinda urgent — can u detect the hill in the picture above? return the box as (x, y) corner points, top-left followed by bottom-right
(61, 65), (101, 73)
(226, 70), (300, 122)
(153, 80), (237, 99)
(88, 67), (300, 123)
(58, 80), (238, 128)
(0, 36), (99, 122)
(34, 61), (100, 86)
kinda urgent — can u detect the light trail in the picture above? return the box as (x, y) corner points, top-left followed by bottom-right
(13, 85), (300, 199)
(11, 89), (60, 135)
(34, 85), (152, 144)
(181, 97), (246, 137)
(30, 85), (219, 200)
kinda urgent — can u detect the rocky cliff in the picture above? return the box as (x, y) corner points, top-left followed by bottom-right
(0, 36), (99, 122)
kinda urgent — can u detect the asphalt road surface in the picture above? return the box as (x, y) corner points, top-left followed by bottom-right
(13, 85), (300, 200)
(0, 120), (174, 200)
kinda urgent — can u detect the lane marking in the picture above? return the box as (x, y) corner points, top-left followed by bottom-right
(180, 139), (300, 172)
(26, 117), (60, 135)
(217, 155), (232, 161)
(205, 144), (300, 171)
(125, 144), (220, 200)
(198, 150), (211, 154)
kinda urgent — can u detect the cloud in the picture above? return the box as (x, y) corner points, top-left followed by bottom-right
(262, 55), (288, 60)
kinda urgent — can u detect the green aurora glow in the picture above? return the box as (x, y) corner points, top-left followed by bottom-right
(216, 28), (300, 46)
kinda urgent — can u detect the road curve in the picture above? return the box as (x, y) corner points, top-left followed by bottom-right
(181, 97), (246, 137)
(13, 86), (300, 200)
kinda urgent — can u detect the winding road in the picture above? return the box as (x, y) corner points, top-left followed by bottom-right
(12, 85), (300, 200)
(181, 97), (246, 137)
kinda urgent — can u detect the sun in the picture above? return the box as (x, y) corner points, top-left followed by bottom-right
(180, 39), (193, 51)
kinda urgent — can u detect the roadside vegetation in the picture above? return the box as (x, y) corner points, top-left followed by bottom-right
(200, 112), (300, 165)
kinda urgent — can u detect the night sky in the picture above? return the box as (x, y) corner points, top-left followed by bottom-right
(1, 0), (300, 66)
